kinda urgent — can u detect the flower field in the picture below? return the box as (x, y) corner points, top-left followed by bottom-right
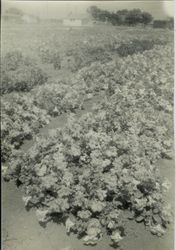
(1, 23), (174, 249)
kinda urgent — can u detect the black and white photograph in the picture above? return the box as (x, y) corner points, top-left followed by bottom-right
(1, 0), (175, 249)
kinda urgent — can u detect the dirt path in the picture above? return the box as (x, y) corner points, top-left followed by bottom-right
(20, 90), (105, 152)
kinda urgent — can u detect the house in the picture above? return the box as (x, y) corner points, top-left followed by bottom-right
(21, 14), (40, 24)
(47, 18), (63, 25)
(62, 12), (93, 27)
(63, 18), (82, 27)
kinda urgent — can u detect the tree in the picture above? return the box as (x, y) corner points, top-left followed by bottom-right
(87, 6), (101, 20)
(117, 9), (129, 15)
(153, 18), (174, 29)
(125, 9), (143, 25)
(167, 17), (174, 29)
(116, 9), (129, 25)
(87, 6), (153, 27)
(153, 20), (168, 28)
(109, 12), (120, 25)
(141, 12), (153, 26)
(98, 10), (111, 22)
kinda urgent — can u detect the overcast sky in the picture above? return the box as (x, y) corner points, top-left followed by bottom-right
(2, 1), (174, 19)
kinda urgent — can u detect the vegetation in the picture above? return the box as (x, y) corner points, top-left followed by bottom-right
(7, 44), (173, 241)
(1, 51), (48, 94)
(153, 18), (174, 29)
(116, 39), (167, 57)
(88, 6), (153, 26)
(32, 82), (84, 116)
(2, 22), (173, 248)
(1, 93), (50, 162)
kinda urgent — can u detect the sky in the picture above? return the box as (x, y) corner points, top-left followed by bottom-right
(2, 0), (174, 19)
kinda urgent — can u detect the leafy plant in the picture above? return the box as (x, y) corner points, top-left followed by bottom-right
(1, 93), (50, 162)
(1, 51), (48, 94)
(116, 39), (167, 57)
(2, 28), (173, 248)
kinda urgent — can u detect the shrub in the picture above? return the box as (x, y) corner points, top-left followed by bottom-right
(2, 51), (34, 70)
(38, 44), (112, 73)
(2, 51), (24, 71)
(32, 82), (84, 116)
(1, 65), (48, 94)
(1, 93), (50, 162)
(153, 20), (173, 29)
(65, 45), (112, 72)
(1, 51), (48, 94)
(117, 39), (155, 57)
(39, 47), (61, 69)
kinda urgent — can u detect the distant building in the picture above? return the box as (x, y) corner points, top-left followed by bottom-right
(21, 14), (40, 24)
(62, 12), (93, 27)
(63, 19), (82, 27)
(47, 18), (63, 25)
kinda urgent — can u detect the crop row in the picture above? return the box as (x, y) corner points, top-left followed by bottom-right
(4, 41), (173, 247)
(1, 51), (48, 94)
(38, 35), (169, 72)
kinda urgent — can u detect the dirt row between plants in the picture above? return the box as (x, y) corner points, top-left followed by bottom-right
(20, 89), (105, 151)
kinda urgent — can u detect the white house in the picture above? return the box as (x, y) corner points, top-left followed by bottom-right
(21, 14), (39, 24)
(63, 19), (82, 27)
(62, 12), (93, 27)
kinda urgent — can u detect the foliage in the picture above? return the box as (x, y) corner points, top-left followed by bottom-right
(1, 93), (50, 162)
(38, 31), (169, 73)
(87, 6), (102, 20)
(38, 47), (61, 69)
(88, 6), (153, 26)
(153, 19), (174, 29)
(65, 45), (112, 72)
(116, 39), (167, 57)
(6, 101), (172, 245)
(75, 44), (172, 105)
(125, 9), (144, 25)
(2, 51), (31, 71)
(141, 12), (153, 25)
(38, 42), (112, 72)
(5, 44), (173, 245)
(32, 82), (84, 116)
(2, 24), (173, 247)
(1, 51), (48, 94)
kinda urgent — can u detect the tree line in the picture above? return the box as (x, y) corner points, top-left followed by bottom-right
(88, 6), (153, 26)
